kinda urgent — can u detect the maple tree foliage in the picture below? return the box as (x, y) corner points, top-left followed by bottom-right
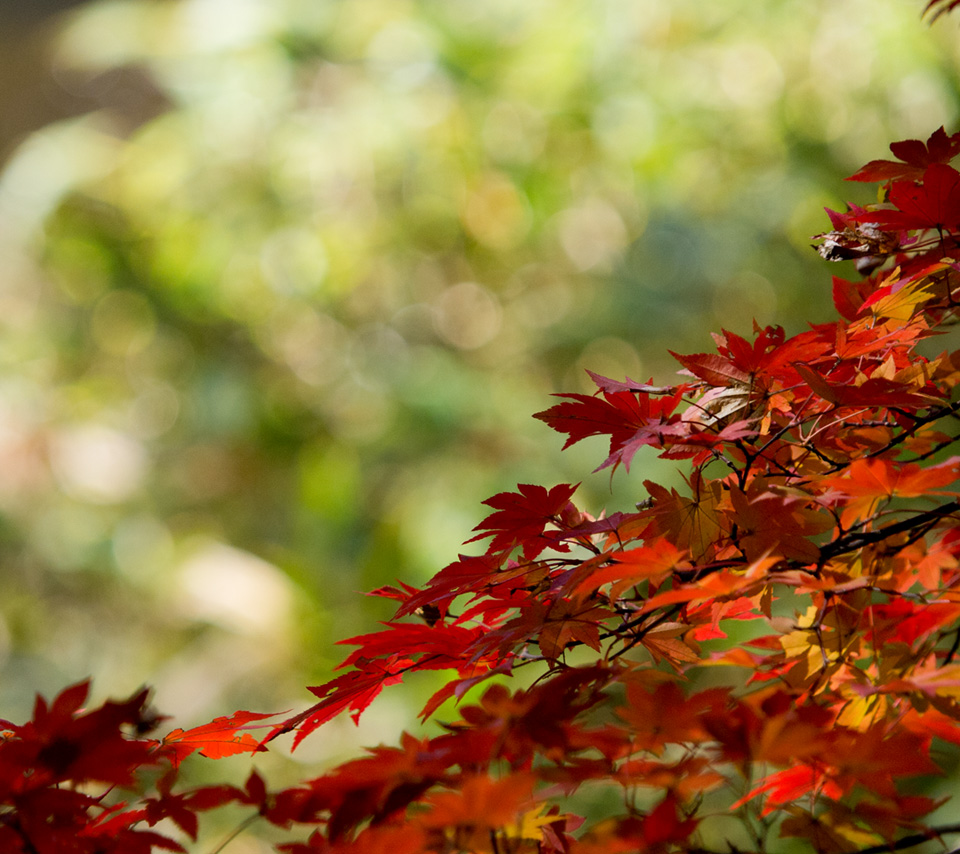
(7, 30), (960, 854)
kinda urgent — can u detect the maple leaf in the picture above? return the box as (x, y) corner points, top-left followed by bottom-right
(572, 795), (698, 854)
(813, 206), (900, 264)
(794, 362), (935, 409)
(664, 418), (758, 465)
(670, 350), (751, 387)
(417, 660), (514, 723)
(466, 482), (579, 559)
(859, 263), (946, 321)
(832, 274), (879, 321)
(860, 663), (960, 699)
(533, 387), (686, 472)
(870, 599), (960, 648)
(729, 479), (830, 563)
(819, 456), (959, 527)
(636, 566), (769, 617)
(827, 727), (939, 800)
(537, 600), (607, 661)
(847, 126), (960, 182)
(615, 680), (722, 757)
(778, 810), (868, 854)
(418, 772), (539, 832)
(279, 825), (429, 854)
(855, 163), (960, 231)
(158, 710), (276, 767)
(398, 552), (502, 620)
(2, 682), (162, 789)
(901, 706), (960, 748)
(638, 472), (726, 561)
(275, 654), (417, 747)
(571, 539), (686, 602)
(737, 764), (842, 816)
(638, 622), (702, 670)
(441, 667), (616, 770)
(585, 370), (676, 395)
(78, 808), (188, 854)
(338, 622), (486, 670)
(689, 593), (767, 642)
(552, 510), (647, 550)
(616, 755), (725, 800)
(142, 784), (246, 841)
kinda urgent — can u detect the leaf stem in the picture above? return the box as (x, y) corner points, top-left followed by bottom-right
(206, 812), (261, 854)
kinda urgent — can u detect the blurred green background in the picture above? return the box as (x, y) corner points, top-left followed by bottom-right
(0, 0), (957, 777)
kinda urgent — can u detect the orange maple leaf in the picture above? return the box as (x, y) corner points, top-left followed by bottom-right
(821, 455), (959, 527)
(158, 710), (277, 767)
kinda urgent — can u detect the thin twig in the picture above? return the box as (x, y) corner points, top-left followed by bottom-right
(206, 812), (261, 854)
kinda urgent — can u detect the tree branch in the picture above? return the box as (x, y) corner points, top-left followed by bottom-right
(819, 500), (960, 562)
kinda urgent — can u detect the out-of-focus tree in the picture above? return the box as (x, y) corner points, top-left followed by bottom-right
(0, 0), (956, 766)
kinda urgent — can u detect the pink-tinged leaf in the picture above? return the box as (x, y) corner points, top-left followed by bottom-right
(855, 663), (960, 699)
(552, 511), (646, 545)
(534, 387), (686, 472)
(585, 370), (678, 395)
(670, 351), (751, 387)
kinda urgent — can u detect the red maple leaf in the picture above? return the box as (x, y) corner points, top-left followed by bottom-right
(1, 682), (161, 790)
(832, 274), (878, 320)
(273, 654), (417, 747)
(855, 163), (960, 231)
(794, 362), (935, 409)
(534, 387), (686, 472)
(466, 482), (580, 559)
(847, 126), (960, 182)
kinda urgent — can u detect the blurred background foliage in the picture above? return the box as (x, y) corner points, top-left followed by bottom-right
(0, 0), (958, 773)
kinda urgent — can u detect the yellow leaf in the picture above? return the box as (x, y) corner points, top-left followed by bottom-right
(869, 277), (937, 321)
(505, 807), (564, 842)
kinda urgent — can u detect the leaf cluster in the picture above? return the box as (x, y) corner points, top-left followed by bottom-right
(4, 73), (960, 854)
